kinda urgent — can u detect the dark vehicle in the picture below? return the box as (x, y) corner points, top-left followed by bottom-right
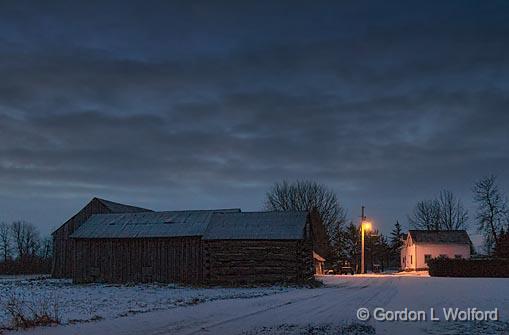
(324, 269), (335, 275)
(340, 266), (354, 275)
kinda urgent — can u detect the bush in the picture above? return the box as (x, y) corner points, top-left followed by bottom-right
(495, 231), (509, 258)
(0, 257), (51, 275)
(3, 293), (60, 330)
(428, 258), (509, 277)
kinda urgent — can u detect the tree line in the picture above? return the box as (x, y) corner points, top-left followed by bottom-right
(265, 176), (509, 272)
(408, 175), (509, 254)
(0, 221), (52, 274)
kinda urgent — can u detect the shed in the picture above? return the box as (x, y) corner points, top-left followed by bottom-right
(313, 252), (325, 275)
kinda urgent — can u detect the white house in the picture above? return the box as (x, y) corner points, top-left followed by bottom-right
(401, 230), (471, 271)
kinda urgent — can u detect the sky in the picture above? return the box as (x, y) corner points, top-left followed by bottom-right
(1, 1), (508, 241)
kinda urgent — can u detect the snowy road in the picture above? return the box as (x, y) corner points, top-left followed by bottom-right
(15, 275), (509, 335)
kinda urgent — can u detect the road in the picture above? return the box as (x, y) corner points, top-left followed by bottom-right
(17, 275), (509, 335)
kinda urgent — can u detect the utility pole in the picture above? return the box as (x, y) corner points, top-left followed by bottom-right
(359, 207), (372, 275)
(361, 206), (366, 274)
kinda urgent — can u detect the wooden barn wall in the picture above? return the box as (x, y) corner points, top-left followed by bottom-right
(309, 209), (329, 261)
(205, 239), (314, 284)
(73, 237), (203, 284)
(52, 199), (110, 278)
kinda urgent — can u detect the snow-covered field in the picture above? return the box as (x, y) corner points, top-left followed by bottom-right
(0, 275), (292, 331)
(2, 274), (509, 335)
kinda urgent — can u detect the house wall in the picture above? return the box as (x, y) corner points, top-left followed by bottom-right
(414, 244), (470, 270)
(400, 244), (416, 271)
(73, 237), (203, 284)
(52, 199), (111, 278)
(205, 239), (314, 284)
(314, 259), (324, 275)
(401, 243), (470, 271)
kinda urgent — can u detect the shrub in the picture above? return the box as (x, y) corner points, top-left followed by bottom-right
(428, 258), (509, 277)
(495, 231), (509, 258)
(3, 293), (60, 329)
(0, 257), (51, 275)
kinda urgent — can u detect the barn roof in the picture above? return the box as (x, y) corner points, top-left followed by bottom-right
(51, 197), (152, 236)
(408, 230), (471, 244)
(95, 198), (152, 213)
(202, 211), (309, 240)
(70, 209), (241, 239)
(71, 210), (309, 240)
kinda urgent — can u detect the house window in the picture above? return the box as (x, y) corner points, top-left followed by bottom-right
(454, 255), (463, 259)
(424, 254), (432, 264)
(410, 255), (413, 264)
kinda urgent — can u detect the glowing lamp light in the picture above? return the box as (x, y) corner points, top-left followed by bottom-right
(362, 221), (372, 231)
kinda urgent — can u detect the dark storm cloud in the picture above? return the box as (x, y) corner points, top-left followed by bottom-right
(0, 1), (508, 236)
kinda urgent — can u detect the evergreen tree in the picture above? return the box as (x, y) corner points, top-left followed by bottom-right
(340, 222), (360, 271)
(388, 220), (404, 268)
(390, 220), (403, 249)
(366, 231), (391, 271)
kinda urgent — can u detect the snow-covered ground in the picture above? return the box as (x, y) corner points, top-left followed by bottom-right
(0, 275), (292, 331)
(3, 274), (509, 334)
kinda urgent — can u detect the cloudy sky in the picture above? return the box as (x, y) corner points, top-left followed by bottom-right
(1, 1), (508, 238)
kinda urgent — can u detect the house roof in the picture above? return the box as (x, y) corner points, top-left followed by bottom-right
(202, 211), (308, 240)
(313, 251), (325, 262)
(70, 209), (241, 239)
(95, 198), (152, 213)
(71, 210), (309, 240)
(408, 230), (471, 244)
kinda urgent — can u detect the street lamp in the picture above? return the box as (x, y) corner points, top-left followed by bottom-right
(361, 221), (372, 274)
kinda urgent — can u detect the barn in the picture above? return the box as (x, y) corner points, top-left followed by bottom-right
(52, 198), (151, 278)
(52, 198), (328, 284)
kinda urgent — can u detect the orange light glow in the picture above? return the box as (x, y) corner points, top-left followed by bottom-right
(362, 222), (372, 231)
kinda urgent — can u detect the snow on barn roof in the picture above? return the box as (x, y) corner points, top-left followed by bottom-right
(70, 210), (309, 240)
(70, 209), (241, 239)
(202, 211), (308, 240)
(408, 230), (471, 244)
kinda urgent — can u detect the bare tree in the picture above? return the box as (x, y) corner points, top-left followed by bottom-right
(265, 180), (347, 262)
(11, 221), (40, 259)
(408, 199), (441, 230)
(11, 221), (24, 259)
(39, 236), (53, 260)
(409, 191), (468, 231)
(437, 190), (469, 230)
(265, 180), (347, 237)
(0, 222), (12, 262)
(24, 224), (41, 258)
(473, 175), (509, 253)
